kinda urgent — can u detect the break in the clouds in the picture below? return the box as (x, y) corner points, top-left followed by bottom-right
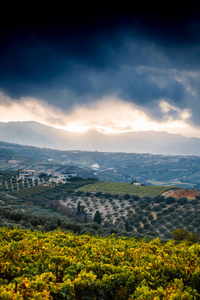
(1, 8), (200, 136)
(0, 92), (199, 138)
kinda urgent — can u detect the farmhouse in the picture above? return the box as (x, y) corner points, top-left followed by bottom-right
(49, 176), (59, 184)
(58, 172), (77, 182)
(19, 170), (38, 180)
(132, 180), (143, 186)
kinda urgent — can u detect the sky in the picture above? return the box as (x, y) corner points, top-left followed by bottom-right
(1, 6), (200, 137)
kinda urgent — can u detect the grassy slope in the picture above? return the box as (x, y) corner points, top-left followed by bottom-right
(78, 181), (173, 197)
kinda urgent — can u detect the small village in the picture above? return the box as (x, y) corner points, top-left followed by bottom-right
(18, 170), (144, 186)
(18, 169), (78, 184)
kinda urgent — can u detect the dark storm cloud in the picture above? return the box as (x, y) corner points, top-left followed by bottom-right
(1, 7), (200, 124)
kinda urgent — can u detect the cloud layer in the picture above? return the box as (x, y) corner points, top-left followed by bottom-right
(1, 92), (199, 138)
(1, 8), (200, 136)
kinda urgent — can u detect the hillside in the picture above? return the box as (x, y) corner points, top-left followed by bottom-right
(77, 182), (171, 197)
(1, 173), (200, 241)
(1, 141), (200, 188)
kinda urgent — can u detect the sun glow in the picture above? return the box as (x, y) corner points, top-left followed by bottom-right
(0, 92), (199, 138)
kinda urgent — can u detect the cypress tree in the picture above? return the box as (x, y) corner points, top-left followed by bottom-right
(93, 210), (102, 224)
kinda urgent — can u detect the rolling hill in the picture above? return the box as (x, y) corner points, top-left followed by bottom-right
(1, 140), (200, 188)
(1, 121), (200, 155)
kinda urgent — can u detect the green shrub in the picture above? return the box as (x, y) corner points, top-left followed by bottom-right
(178, 197), (188, 205)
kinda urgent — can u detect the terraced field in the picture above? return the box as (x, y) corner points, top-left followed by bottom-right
(78, 182), (173, 197)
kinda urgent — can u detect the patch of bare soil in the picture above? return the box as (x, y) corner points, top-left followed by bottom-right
(162, 188), (200, 200)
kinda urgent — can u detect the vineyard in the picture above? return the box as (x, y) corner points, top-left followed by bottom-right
(78, 182), (172, 197)
(1, 227), (200, 299)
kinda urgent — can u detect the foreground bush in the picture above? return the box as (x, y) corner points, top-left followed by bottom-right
(0, 227), (200, 299)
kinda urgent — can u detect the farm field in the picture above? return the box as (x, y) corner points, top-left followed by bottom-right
(59, 189), (200, 239)
(0, 227), (200, 299)
(1, 168), (200, 241)
(1, 171), (200, 239)
(78, 182), (172, 197)
(162, 188), (200, 200)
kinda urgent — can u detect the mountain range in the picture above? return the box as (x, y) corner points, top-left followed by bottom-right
(0, 121), (200, 155)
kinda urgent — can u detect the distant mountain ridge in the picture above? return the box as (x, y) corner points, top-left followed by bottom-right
(0, 121), (200, 155)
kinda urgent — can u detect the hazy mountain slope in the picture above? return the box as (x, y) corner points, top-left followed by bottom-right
(0, 121), (200, 155)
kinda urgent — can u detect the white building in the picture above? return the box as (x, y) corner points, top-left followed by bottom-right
(58, 173), (77, 182)
(132, 180), (143, 186)
(19, 170), (37, 180)
(49, 176), (59, 183)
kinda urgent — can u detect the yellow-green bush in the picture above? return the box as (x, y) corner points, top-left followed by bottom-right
(0, 227), (200, 299)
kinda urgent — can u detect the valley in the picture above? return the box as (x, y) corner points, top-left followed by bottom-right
(1, 141), (200, 242)
(1, 141), (200, 188)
